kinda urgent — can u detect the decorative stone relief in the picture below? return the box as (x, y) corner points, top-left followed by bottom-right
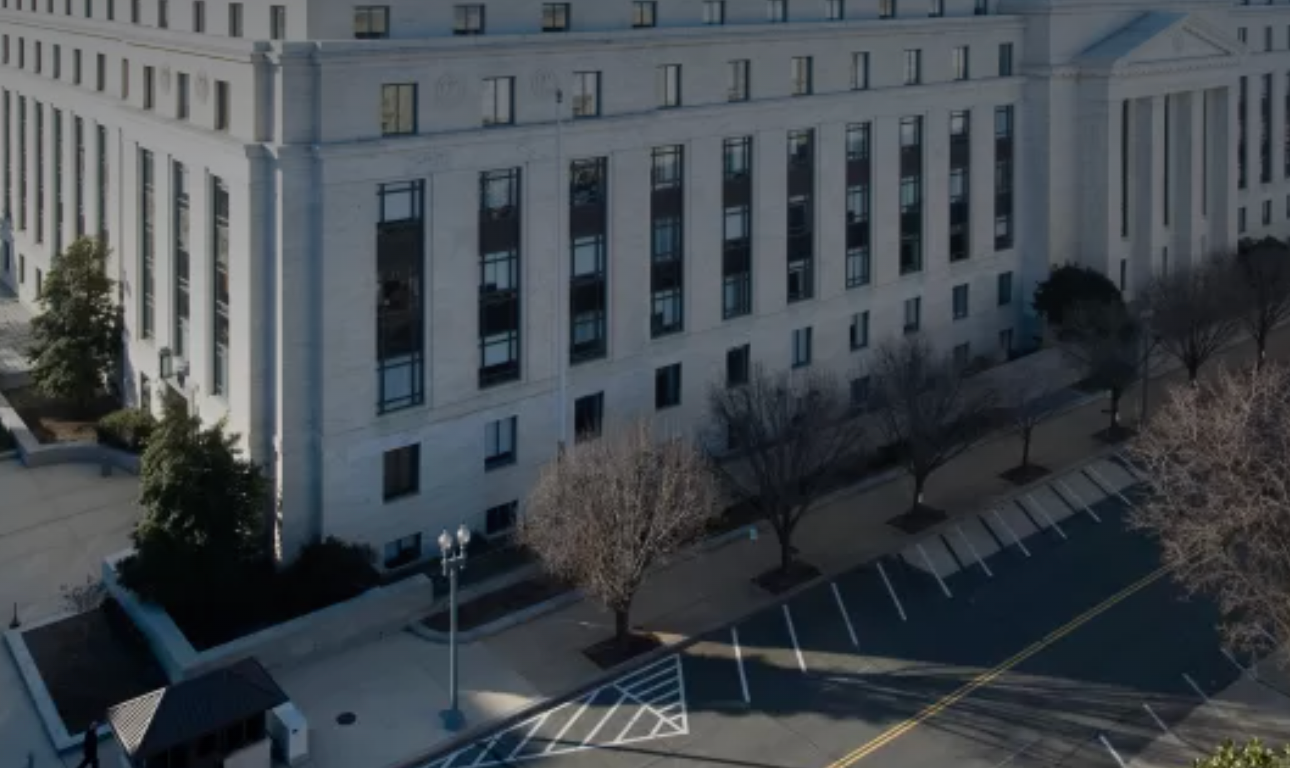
(412, 150), (451, 173)
(531, 69), (560, 98)
(159, 67), (172, 95)
(435, 74), (466, 108)
(195, 73), (211, 104)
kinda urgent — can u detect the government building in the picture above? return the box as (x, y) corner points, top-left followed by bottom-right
(0, 0), (1277, 569)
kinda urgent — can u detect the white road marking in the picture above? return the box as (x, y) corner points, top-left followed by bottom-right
(544, 699), (591, 753)
(956, 523), (993, 578)
(1142, 703), (1179, 742)
(990, 509), (1032, 557)
(1055, 479), (1101, 523)
(991, 738), (1041, 768)
(1183, 673), (1210, 703)
(783, 604), (808, 672)
(732, 627), (751, 704)
(580, 691), (625, 746)
(1221, 648), (1250, 676)
(917, 542), (954, 598)
(614, 700), (650, 743)
(468, 736), (501, 767)
(1084, 466), (1133, 508)
(1024, 495), (1067, 540)
(831, 582), (860, 648)
(876, 561), (909, 621)
(508, 711), (551, 759)
(1115, 452), (1147, 481)
(1099, 734), (1128, 767)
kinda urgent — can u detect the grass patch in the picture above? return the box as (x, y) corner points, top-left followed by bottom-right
(1, 386), (118, 444)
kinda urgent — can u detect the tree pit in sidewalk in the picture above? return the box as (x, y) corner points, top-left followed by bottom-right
(1094, 425), (1137, 444)
(752, 560), (821, 595)
(583, 633), (663, 669)
(2, 385), (119, 444)
(886, 504), (947, 535)
(423, 577), (571, 633)
(999, 464), (1051, 486)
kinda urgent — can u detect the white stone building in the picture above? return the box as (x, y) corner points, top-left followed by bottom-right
(0, 0), (1280, 569)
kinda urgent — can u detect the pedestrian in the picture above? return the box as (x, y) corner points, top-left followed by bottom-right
(75, 720), (100, 768)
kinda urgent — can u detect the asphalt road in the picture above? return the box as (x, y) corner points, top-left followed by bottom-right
(417, 454), (1262, 768)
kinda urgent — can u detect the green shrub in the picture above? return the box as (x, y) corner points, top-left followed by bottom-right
(280, 537), (380, 609)
(95, 408), (157, 454)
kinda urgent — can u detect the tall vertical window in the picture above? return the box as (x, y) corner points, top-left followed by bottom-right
(157, 0), (167, 27)
(766, 0), (786, 21)
(949, 110), (970, 262)
(994, 105), (1015, 250)
(1239, 77), (1248, 189)
(192, 0), (204, 31)
(998, 43), (1013, 76)
(632, 0), (655, 27)
(703, 0), (724, 24)
(227, 1), (242, 36)
(380, 83), (417, 135)
(176, 72), (189, 119)
(952, 45), (969, 80)
(1121, 99), (1130, 236)
(376, 180), (425, 411)
(879, 0), (895, 18)
(482, 77), (514, 126)
(479, 168), (522, 387)
(1163, 94), (1171, 225)
(791, 327), (812, 367)
(138, 148), (155, 338)
(952, 283), (969, 320)
(928, 0), (944, 16)
(73, 48), (80, 83)
(51, 108), (61, 257)
(269, 4), (285, 38)
(899, 116), (923, 273)
(570, 158), (609, 362)
(572, 71), (600, 118)
(651, 145), (684, 338)
(17, 97), (25, 232)
(173, 162), (189, 358)
(2, 90), (9, 223)
(850, 311), (870, 350)
(96, 53), (105, 91)
(791, 56), (813, 96)
(96, 124), (106, 241)
(727, 59), (749, 102)
(454, 4), (484, 34)
(787, 129), (815, 303)
(904, 49), (921, 85)
(723, 137), (753, 319)
(215, 80), (230, 131)
(143, 65), (154, 109)
(33, 101), (42, 243)
(826, 0), (843, 19)
(1261, 73), (1272, 183)
(903, 296), (921, 332)
(846, 122), (871, 288)
(658, 64), (681, 108)
(852, 51), (869, 90)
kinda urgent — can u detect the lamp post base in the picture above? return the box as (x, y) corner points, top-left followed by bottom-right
(440, 708), (465, 732)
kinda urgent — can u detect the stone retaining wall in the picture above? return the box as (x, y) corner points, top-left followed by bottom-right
(0, 389), (139, 473)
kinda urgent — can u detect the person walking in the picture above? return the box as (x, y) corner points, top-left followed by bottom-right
(75, 720), (100, 768)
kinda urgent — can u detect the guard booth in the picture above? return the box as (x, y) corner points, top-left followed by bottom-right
(107, 658), (289, 768)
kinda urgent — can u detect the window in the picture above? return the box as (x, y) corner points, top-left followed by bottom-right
(952, 46), (969, 80)
(791, 56), (812, 96)
(72, 49), (80, 84)
(726, 344), (750, 387)
(904, 49), (921, 85)
(1264, 199), (1273, 225)
(139, 149), (155, 339)
(929, 0), (943, 16)
(52, 44), (60, 79)
(33, 42), (40, 74)
(658, 64), (681, 108)
(879, 0), (895, 17)
(704, 0), (724, 24)
(376, 181), (426, 411)
(96, 53), (105, 90)
(572, 71), (600, 118)
(485, 502), (518, 536)
(1267, 26), (1273, 52)
(974, 0), (988, 13)
(192, 0), (203, 31)
(482, 77), (514, 126)
(998, 43), (1013, 76)
(997, 271), (1013, 306)
(214, 80), (229, 131)
(542, 3), (569, 31)
(479, 168), (522, 387)
(382, 534), (421, 569)
(766, 0), (786, 21)
(850, 377), (871, 411)
(173, 161), (190, 357)
(727, 59), (749, 101)
(176, 72), (189, 118)
(952, 283), (969, 320)
(791, 327), (812, 368)
(1239, 27), (1248, 44)
(485, 417), (517, 469)
(143, 65), (154, 109)
(121, 58), (129, 100)
(903, 296), (921, 332)
(157, 0), (167, 27)
(212, 177), (230, 396)
(574, 393), (603, 441)
(354, 5), (388, 38)
(953, 343), (971, 370)
(454, 4), (484, 34)
(383, 444), (420, 501)
(852, 52), (869, 90)
(129, 0), (137, 22)
(270, 4), (285, 38)
(655, 363), (682, 409)
(632, 0), (655, 27)
(850, 311), (869, 350)
(226, 1), (241, 35)
(381, 83), (417, 135)
(826, 0), (844, 18)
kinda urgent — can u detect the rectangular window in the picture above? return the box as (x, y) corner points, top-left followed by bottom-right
(570, 158), (609, 362)
(651, 145), (685, 338)
(484, 417), (517, 469)
(139, 148), (155, 338)
(766, 0), (786, 21)
(485, 502), (518, 536)
(52, 108), (61, 257)
(542, 2), (569, 31)
(953, 343), (971, 370)
(354, 5), (388, 38)
(1266, 26), (1273, 52)
(270, 4), (285, 38)
(952, 46), (969, 80)
(176, 72), (189, 119)
(376, 180), (425, 411)
(632, 0), (655, 27)
(454, 4), (484, 34)
(726, 344), (750, 387)
(879, 0), (895, 18)
(482, 77), (514, 126)
(227, 1), (241, 36)
(997, 271), (1013, 306)
(72, 49), (80, 83)
(96, 53), (105, 91)
(17, 97), (25, 233)
(952, 283), (969, 320)
(703, 0), (724, 24)
(572, 71), (600, 118)
(574, 393), (603, 441)
(52, 44), (60, 79)
(1264, 199), (1273, 225)
(173, 161), (190, 358)
(849, 311), (869, 350)
(826, 0), (843, 19)
(994, 105), (1014, 250)
(1239, 206), (1248, 233)
(158, 0), (167, 27)
(383, 444), (420, 501)
(192, 0), (203, 31)
(479, 168), (522, 387)
(658, 64), (681, 108)
(929, 0), (943, 16)
(129, 0), (138, 21)
(381, 83), (417, 135)
(852, 52), (869, 90)
(900, 116), (924, 275)
(723, 137), (753, 320)
(212, 176), (230, 397)
(214, 80), (229, 131)
(850, 376), (871, 411)
(143, 65), (154, 109)
(975, 0), (988, 13)
(1239, 27), (1248, 44)
(904, 49), (921, 85)
(96, 124), (106, 241)
(904, 296), (921, 332)
(727, 59), (749, 102)
(791, 56), (812, 96)
(382, 534), (421, 569)
(33, 101), (42, 242)
(791, 327), (812, 368)
(998, 43), (1013, 76)
(34, 41), (41, 75)
(654, 363), (681, 409)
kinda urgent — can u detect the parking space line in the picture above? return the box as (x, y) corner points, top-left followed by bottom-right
(1098, 733), (1128, 767)
(509, 711), (552, 759)
(615, 702), (650, 743)
(1221, 648), (1249, 675)
(1142, 703), (1182, 744)
(544, 698), (591, 753)
(831, 582), (861, 648)
(1084, 466), (1134, 508)
(990, 509), (1032, 557)
(731, 627), (751, 704)
(917, 543), (954, 598)
(955, 524), (993, 578)
(875, 561), (909, 621)
(783, 605), (808, 672)
(1025, 495), (1068, 540)
(469, 735), (501, 767)
(991, 738), (1040, 768)
(581, 691), (626, 745)
(1055, 479), (1102, 523)
(1115, 452), (1147, 482)
(1182, 673), (1210, 703)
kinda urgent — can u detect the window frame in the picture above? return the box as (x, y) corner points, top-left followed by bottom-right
(541, 2), (570, 31)
(482, 76), (515, 126)
(354, 5), (389, 38)
(632, 0), (656, 28)
(382, 444), (421, 501)
(484, 416), (518, 470)
(454, 3), (485, 34)
(380, 82), (418, 136)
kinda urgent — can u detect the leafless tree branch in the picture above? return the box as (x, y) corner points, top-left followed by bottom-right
(1147, 257), (1243, 384)
(1002, 372), (1066, 472)
(1232, 239), (1290, 370)
(1059, 300), (1142, 433)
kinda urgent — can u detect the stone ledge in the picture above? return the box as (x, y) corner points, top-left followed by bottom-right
(0, 388), (139, 474)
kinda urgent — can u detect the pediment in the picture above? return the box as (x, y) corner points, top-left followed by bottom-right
(1078, 12), (1241, 72)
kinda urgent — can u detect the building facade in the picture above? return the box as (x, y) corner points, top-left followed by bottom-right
(0, 0), (1278, 568)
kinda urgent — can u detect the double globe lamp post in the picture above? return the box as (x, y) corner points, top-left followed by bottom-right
(438, 524), (471, 732)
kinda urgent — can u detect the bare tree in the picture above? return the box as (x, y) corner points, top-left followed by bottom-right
(707, 365), (862, 578)
(1060, 300), (1142, 436)
(871, 336), (998, 514)
(1147, 258), (1242, 384)
(1129, 364), (1290, 654)
(1000, 373), (1066, 483)
(520, 419), (722, 649)
(59, 575), (106, 614)
(1232, 239), (1290, 370)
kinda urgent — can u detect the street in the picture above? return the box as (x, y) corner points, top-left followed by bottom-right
(415, 454), (1282, 768)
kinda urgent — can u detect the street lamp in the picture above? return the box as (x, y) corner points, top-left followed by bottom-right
(438, 523), (471, 732)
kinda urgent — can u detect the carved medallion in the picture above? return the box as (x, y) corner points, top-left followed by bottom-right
(531, 69), (560, 98)
(435, 73), (466, 108)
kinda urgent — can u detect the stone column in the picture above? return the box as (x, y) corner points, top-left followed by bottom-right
(1175, 91), (1206, 267)
(753, 126), (786, 313)
(687, 135), (723, 333)
(1130, 96), (1163, 296)
(815, 121), (846, 303)
(1210, 85), (1237, 251)
(870, 116), (900, 287)
(923, 106), (949, 287)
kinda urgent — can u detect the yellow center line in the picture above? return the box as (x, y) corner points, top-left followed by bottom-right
(825, 564), (1172, 768)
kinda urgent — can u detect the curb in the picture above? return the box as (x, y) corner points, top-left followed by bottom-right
(409, 591), (583, 645)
